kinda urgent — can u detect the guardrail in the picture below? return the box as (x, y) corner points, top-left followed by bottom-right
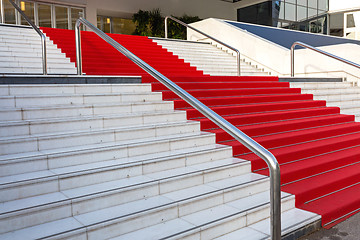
(165, 16), (241, 76)
(8, 0), (47, 75)
(75, 17), (281, 240)
(291, 41), (360, 77)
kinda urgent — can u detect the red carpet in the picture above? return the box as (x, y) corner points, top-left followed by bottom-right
(42, 27), (360, 228)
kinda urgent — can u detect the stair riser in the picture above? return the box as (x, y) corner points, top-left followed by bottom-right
(84, 192), (294, 240)
(0, 102), (173, 122)
(0, 121), (199, 156)
(0, 84), (152, 96)
(250, 133), (360, 170)
(200, 108), (340, 130)
(0, 109), (183, 137)
(0, 93), (161, 108)
(0, 162), (252, 234)
(0, 134), (216, 202)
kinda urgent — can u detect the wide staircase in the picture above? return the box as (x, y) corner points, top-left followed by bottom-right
(0, 82), (318, 239)
(0, 24), (76, 75)
(153, 38), (268, 76)
(1, 23), (360, 239)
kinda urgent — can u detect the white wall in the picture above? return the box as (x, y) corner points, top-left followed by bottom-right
(329, 0), (360, 12)
(189, 18), (360, 82)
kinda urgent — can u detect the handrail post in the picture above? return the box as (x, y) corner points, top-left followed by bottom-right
(291, 41), (360, 78)
(165, 16), (168, 39)
(236, 51), (241, 76)
(75, 17), (281, 240)
(1, 0), (5, 24)
(8, 0), (47, 75)
(75, 19), (83, 75)
(291, 44), (295, 77)
(164, 16), (241, 76)
(40, 34), (47, 75)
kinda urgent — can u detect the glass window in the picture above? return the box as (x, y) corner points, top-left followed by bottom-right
(297, 0), (307, 7)
(71, 8), (83, 30)
(38, 3), (51, 28)
(347, 14), (356, 28)
(55, 5), (68, 29)
(308, 8), (317, 18)
(97, 16), (102, 29)
(297, 5), (307, 21)
(284, 3), (296, 21)
(286, 0), (296, 4)
(112, 17), (136, 35)
(3, 0), (16, 24)
(308, 0), (317, 9)
(20, 1), (35, 26)
(318, 0), (328, 10)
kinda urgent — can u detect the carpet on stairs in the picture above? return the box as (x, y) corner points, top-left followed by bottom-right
(41, 27), (360, 228)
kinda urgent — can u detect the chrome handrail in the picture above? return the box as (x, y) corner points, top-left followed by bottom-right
(291, 41), (360, 77)
(75, 17), (281, 240)
(8, 0), (47, 75)
(165, 16), (241, 76)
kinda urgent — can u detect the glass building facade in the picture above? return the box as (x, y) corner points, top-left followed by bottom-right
(0, 0), (84, 30)
(238, 0), (329, 34)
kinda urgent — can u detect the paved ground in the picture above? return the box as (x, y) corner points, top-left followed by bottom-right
(300, 213), (360, 240)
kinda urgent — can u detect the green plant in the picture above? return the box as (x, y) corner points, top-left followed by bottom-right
(132, 9), (201, 39)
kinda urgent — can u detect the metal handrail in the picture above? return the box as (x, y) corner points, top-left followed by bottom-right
(75, 17), (281, 240)
(8, 0), (47, 75)
(165, 16), (241, 76)
(291, 41), (360, 77)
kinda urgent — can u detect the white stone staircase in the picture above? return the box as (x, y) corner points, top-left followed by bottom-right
(153, 38), (269, 76)
(0, 25), (76, 75)
(0, 83), (319, 239)
(290, 81), (360, 121)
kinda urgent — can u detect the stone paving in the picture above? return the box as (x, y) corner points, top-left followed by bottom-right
(301, 213), (360, 240)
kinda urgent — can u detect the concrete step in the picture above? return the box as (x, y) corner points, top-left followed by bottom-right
(0, 130), (216, 182)
(215, 208), (321, 240)
(0, 100), (175, 124)
(0, 109), (186, 137)
(0, 67), (77, 74)
(0, 83), (151, 96)
(0, 114), (196, 156)
(0, 61), (74, 68)
(0, 91), (160, 108)
(0, 51), (66, 58)
(0, 174), (295, 238)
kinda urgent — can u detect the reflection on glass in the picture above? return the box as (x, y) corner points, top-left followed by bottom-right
(20, 1), (35, 26)
(112, 18), (136, 34)
(38, 3), (51, 28)
(318, 0), (328, 10)
(55, 6), (68, 29)
(308, 0), (317, 9)
(297, 0), (307, 7)
(308, 8), (317, 19)
(347, 14), (356, 28)
(97, 16), (102, 29)
(71, 8), (83, 30)
(284, 3), (296, 21)
(102, 17), (110, 33)
(4, 0), (16, 24)
(297, 6), (307, 21)
(286, 0), (296, 4)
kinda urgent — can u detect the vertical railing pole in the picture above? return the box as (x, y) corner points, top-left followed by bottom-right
(165, 16), (168, 39)
(291, 45), (295, 77)
(236, 52), (241, 76)
(75, 19), (83, 75)
(1, 0), (4, 24)
(41, 35), (47, 75)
